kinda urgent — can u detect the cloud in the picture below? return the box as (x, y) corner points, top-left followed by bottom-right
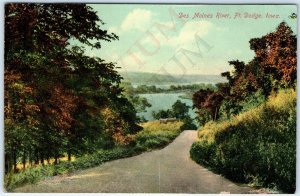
(138, 20), (213, 52)
(169, 20), (213, 48)
(121, 9), (153, 32)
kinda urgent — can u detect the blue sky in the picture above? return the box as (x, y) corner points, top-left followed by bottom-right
(83, 4), (297, 76)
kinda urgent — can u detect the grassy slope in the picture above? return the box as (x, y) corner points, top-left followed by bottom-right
(5, 121), (183, 191)
(136, 121), (184, 150)
(190, 90), (296, 193)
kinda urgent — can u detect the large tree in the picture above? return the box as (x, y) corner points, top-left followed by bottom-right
(5, 4), (140, 172)
(249, 21), (297, 88)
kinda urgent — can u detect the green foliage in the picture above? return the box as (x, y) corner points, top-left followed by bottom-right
(152, 109), (173, 120)
(136, 121), (184, 150)
(152, 100), (197, 129)
(5, 121), (183, 191)
(219, 89), (266, 120)
(172, 100), (189, 119)
(180, 116), (197, 130)
(132, 83), (217, 94)
(190, 90), (296, 193)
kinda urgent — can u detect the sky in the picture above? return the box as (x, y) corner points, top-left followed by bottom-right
(82, 4), (297, 76)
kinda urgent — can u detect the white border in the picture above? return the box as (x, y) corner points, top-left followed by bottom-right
(0, 1), (299, 196)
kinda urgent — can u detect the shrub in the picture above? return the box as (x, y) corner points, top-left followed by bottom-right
(190, 90), (296, 193)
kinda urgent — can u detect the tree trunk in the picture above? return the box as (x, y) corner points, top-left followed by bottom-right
(22, 151), (26, 170)
(67, 143), (71, 161)
(13, 152), (17, 173)
(29, 151), (32, 167)
(54, 156), (58, 165)
(214, 107), (219, 121)
(40, 153), (44, 166)
(68, 151), (71, 162)
(5, 153), (10, 174)
(34, 150), (39, 165)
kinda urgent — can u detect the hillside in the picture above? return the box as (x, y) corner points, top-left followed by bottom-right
(190, 90), (296, 193)
(119, 72), (227, 84)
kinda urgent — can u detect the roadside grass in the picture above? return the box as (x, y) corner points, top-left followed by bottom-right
(136, 121), (184, 150)
(5, 120), (183, 191)
(16, 156), (76, 170)
(190, 89), (296, 193)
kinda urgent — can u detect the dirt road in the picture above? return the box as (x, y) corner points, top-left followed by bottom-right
(15, 130), (253, 193)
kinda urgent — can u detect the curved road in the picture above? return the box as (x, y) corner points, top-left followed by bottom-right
(16, 130), (253, 193)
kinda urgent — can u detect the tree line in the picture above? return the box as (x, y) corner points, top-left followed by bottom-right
(126, 83), (216, 94)
(5, 4), (141, 173)
(192, 22), (296, 125)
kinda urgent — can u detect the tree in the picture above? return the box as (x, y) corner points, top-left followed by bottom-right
(249, 21), (297, 88)
(5, 4), (141, 173)
(152, 109), (173, 119)
(193, 89), (223, 121)
(172, 100), (190, 119)
(192, 89), (214, 110)
(203, 92), (224, 121)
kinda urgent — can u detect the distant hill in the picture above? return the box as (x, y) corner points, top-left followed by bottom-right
(120, 72), (227, 84)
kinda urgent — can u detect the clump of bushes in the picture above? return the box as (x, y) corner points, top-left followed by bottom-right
(190, 90), (296, 193)
(5, 121), (183, 191)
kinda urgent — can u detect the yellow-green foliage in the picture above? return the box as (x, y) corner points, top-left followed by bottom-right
(198, 89), (296, 143)
(140, 121), (183, 135)
(136, 121), (184, 150)
(190, 89), (296, 193)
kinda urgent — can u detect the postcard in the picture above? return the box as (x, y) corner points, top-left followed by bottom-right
(4, 3), (297, 194)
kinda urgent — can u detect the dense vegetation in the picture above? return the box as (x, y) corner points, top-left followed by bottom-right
(192, 22), (296, 124)
(5, 4), (142, 175)
(190, 22), (296, 193)
(6, 121), (184, 191)
(152, 100), (197, 130)
(190, 90), (296, 192)
(130, 83), (216, 94)
(136, 121), (184, 150)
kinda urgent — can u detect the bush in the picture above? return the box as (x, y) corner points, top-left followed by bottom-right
(190, 90), (296, 193)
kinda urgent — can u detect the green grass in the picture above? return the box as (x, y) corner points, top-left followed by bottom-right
(5, 120), (183, 191)
(190, 89), (296, 193)
(136, 121), (184, 150)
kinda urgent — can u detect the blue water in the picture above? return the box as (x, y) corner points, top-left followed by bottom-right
(137, 93), (197, 121)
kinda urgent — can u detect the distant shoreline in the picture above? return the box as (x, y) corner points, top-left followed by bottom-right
(120, 71), (227, 85)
